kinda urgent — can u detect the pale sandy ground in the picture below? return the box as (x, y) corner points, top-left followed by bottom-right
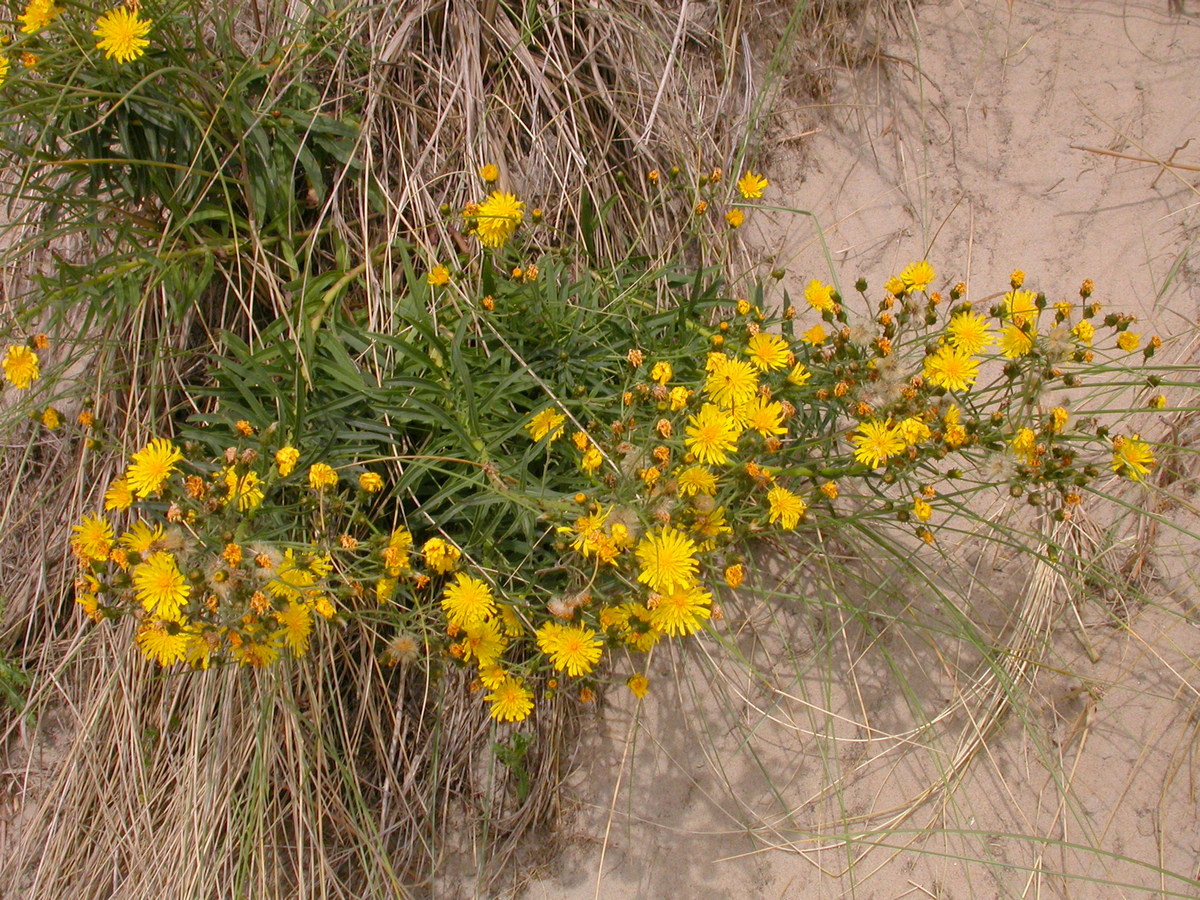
(517, 2), (1200, 898)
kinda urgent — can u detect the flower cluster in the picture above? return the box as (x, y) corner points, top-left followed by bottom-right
(6, 0), (152, 76)
(69, 428), (376, 668)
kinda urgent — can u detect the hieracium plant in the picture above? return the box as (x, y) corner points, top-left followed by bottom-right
(59, 158), (1166, 728)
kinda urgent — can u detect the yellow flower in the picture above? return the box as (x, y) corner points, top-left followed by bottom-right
(275, 601), (314, 657)
(120, 520), (164, 554)
(381, 527), (413, 576)
(135, 620), (189, 667)
(685, 403), (741, 466)
(1112, 434), (1155, 482)
(945, 311), (993, 355)
(41, 407), (61, 429)
(93, 6), (152, 64)
(787, 362), (811, 386)
(580, 445), (603, 473)
(1011, 427), (1038, 465)
(627, 673), (650, 699)
(537, 623), (603, 677)
(1049, 407), (1069, 433)
(736, 170), (768, 199)
(635, 526), (698, 594)
(1072, 320), (1095, 346)
(804, 280), (836, 313)
(223, 468), (264, 512)
(899, 261), (935, 293)
(724, 564), (744, 589)
(704, 355), (758, 408)
(767, 485), (806, 529)
(132, 551), (190, 620)
(923, 345), (979, 393)
(444, 571), (494, 628)
(800, 323), (827, 346)
(126, 438), (184, 498)
(650, 361), (673, 385)
(650, 583), (713, 636)
(677, 465), (717, 497)
(898, 416), (931, 445)
(1004, 288), (1038, 327)
(1000, 324), (1034, 358)
(725, 208), (745, 228)
(359, 471), (384, 492)
(743, 396), (787, 438)
(479, 163), (499, 182)
(427, 264), (450, 286)
(475, 191), (525, 248)
(307, 462), (338, 490)
(1117, 330), (1140, 352)
(852, 420), (905, 469)
(20, 0), (60, 35)
(526, 408), (566, 442)
(660, 387), (687, 413)
(884, 275), (906, 295)
(744, 332), (790, 371)
(423, 537), (461, 574)
(913, 497), (933, 522)
(486, 676), (534, 722)
(71, 514), (114, 563)
(275, 446), (299, 476)
(2, 345), (39, 389)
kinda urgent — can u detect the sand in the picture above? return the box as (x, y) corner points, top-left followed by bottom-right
(517, 2), (1200, 898)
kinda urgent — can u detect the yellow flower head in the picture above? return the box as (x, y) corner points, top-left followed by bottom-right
(427, 264), (450, 286)
(41, 407), (61, 429)
(537, 623), (603, 677)
(479, 163), (499, 183)
(677, 465), (717, 497)
(736, 170), (769, 199)
(275, 601), (314, 657)
(743, 396), (787, 439)
(1116, 330), (1140, 353)
(650, 361), (673, 385)
(359, 471), (384, 492)
(725, 208), (745, 228)
(923, 345), (979, 393)
(627, 673), (650, 699)
(1000, 324), (1034, 358)
(441, 573), (496, 627)
(1072, 320), (1095, 346)
(744, 332), (790, 371)
(105, 475), (134, 511)
(527, 408), (566, 442)
(126, 438), (184, 498)
(132, 551), (190, 620)
(804, 280), (836, 313)
(704, 355), (758, 408)
(275, 445), (299, 476)
(20, 0), (61, 35)
(486, 676), (534, 722)
(899, 261), (936, 293)
(852, 420), (905, 469)
(474, 191), (525, 248)
(635, 526), (698, 594)
(94, 6), (152, 64)
(422, 536), (461, 574)
(2, 345), (40, 389)
(71, 514), (114, 563)
(135, 619), (189, 667)
(223, 468), (264, 512)
(724, 564), (745, 589)
(307, 462), (338, 490)
(800, 323), (827, 346)
(945, 311), (993, 355)
(685, 402), (742, 466)
(1004, 288), (1038, 327)
(1112, 434), (1155, 482)
(766, 485), (806, 530)
(649, 584), (712, 636)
